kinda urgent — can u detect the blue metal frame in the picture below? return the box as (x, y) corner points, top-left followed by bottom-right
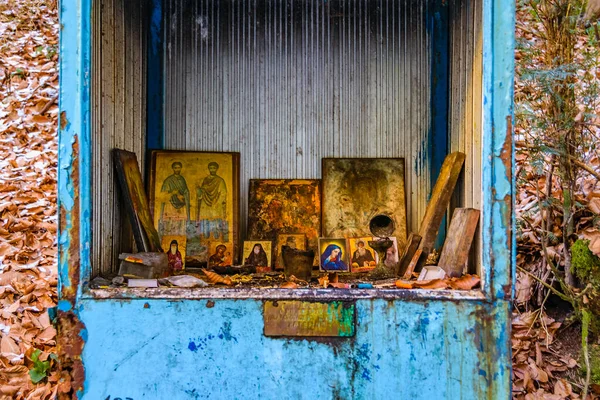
(146, 0), (163, 152)
(58, 0), (92, 304)
(481, 0), (516, 301)
(429, 0), (450, 249)
(58, 0), (516, 396)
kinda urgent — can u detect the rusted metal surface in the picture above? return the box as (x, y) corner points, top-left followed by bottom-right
(63, 137), (80, 302)
(263, 301), (355, 337)
(57, 311), (86, 400)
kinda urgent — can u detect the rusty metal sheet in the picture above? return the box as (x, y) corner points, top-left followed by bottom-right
(263, 301), (355, 337)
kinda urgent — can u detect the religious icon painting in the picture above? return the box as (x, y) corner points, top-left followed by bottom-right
(243, 241), (272, 273)
(318, 238), (349, 272)
(149, 151), (240, 267)
(207, 243), (234, 268)
(321, 158), (407, 247)
(113, 149), (162, 253)
(347, 237), (378, 273)
(274, 234), (306, 271)
(378, 236), (400, 270)
(161, 235), (186, 272)
(247, 179), (321, 265)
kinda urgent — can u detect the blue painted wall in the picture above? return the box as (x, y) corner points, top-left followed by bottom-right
(79, 298), (510, 399)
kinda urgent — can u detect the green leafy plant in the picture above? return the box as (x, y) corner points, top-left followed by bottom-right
(28, 349), (54, 383)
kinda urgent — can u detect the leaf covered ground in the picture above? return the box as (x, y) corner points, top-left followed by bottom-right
(0, 0), (62, 398)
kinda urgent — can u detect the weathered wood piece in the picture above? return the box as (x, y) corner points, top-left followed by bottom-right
(118, 252), (169, 279)
(402, 249), (423, 280)
(438, 208), (480, 277)
(418, 152), (466, 254)
(396, 233), (422, 277)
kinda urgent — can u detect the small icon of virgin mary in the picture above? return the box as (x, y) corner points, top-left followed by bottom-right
(320, 244), (348, 271)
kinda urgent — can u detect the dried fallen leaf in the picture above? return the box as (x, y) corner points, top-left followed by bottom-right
(280, 281), (298, 289)
(317, 275), (329, 288)
(201, 269), (233, 286)
(448, 274), (481, 290)
(553, 378), (572, 397)
(412, 279), (448, 290)
(1, 335), (20, 355)
(328, 282), (349, 289)
(395, 280), (414, 289)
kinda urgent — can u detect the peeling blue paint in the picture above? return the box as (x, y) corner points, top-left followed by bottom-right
(72, 299), (512, 398)
(57, 300), (73, 312)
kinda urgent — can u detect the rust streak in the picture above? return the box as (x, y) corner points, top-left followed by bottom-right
(59, 135), (85, 398)
(501, 115), (513, 182)
(57, 311), (86, 400)
(60, 111), (69, 130)
(64, 136), (81, 301)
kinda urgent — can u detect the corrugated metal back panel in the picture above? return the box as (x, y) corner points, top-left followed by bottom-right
(163, 0), (433, 238)
(91, 0), (148, 276)
(448, 0), (483, 272)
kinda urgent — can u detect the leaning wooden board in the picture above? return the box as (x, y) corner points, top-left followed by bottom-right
(396, 233), (421, 276)
(418, 152), (466, 254)
(438, 208), (480, 277)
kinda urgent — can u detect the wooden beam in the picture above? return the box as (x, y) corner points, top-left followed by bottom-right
(438, 208), (480, 277)
(401, 249), (424, 280)
(418, 152), (466, 254)
(396, 233), (421, 277)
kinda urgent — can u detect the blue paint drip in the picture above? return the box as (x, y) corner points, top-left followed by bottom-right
(217, 322), (238, 342)
(355, 343), (373, 382)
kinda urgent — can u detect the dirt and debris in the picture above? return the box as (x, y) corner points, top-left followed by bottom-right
(93, 269), (482, 291)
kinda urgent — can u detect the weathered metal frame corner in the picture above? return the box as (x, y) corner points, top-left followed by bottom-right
(481, 0), (516, 302)
(58, 0), (93, 397)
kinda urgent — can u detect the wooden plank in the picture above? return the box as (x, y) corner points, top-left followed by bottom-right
(401, 248), (423, 280)
(438, 208), (480, 277)
(417, 151), (466, 254)
(101, 0), (116, 275)
(396, 232), (421, 277)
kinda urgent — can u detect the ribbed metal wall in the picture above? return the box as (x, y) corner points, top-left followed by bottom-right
(163, 0), (433, 239)
(449, 0), (482, 210)
(91, 0), (148, 276)
(89, 0), (483, 275)
(449, 0), (483, 272)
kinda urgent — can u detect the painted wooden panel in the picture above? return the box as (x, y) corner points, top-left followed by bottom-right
(91, 0), (148, 277)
